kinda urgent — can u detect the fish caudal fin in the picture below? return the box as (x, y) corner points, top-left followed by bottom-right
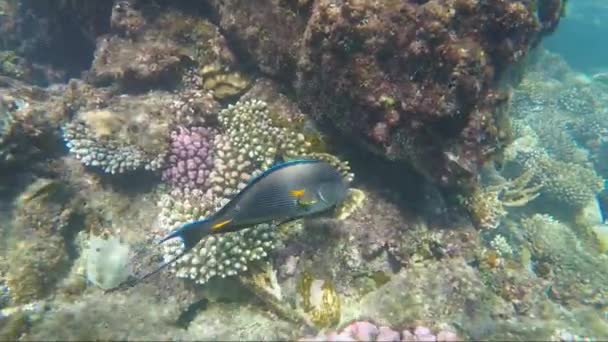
(106, 219), (214, 292)
(160, 218), (213, 251)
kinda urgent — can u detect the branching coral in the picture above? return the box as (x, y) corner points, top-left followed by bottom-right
(154, 97), (354, 285)
(462, 170), (542, 229)
(63, 92), (173, 174)
(162, 126), (216, 191)
(218, 99), (311, 169)
(156, 188), (277, 285)
(519, 150), (604, 211)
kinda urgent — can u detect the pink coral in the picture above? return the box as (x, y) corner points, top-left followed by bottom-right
(301, 321), (460, 342)
(162, 126), (216, 191)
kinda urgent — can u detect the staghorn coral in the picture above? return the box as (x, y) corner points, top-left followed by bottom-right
(162, 126), (217, 191)
(462, 170), (542, 229)
(62, 92), (173, 174)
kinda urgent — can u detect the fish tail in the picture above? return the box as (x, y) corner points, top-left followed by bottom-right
(159, 218), (214, 252)
(106, 219), (215, 292)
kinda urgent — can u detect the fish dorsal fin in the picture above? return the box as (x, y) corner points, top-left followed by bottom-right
(245, 159), (320, 188)
(272, 154), (286, 166)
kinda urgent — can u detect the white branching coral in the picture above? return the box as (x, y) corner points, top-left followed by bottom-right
(156, 188), (276, 285)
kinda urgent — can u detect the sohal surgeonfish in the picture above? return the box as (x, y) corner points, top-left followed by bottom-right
(125, 159), (349, 286)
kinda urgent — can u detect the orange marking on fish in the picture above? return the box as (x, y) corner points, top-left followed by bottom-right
(211, 219), (232, 231)
(290, 189), (306, 197)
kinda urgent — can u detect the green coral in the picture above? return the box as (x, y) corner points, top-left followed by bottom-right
(6, 236), (69, 304)
(0, 50), (28, 80)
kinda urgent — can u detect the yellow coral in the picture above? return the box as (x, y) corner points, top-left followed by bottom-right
(335, 188), (366, 220)
(80, 110), (126, 139)
(297, 271), (341, 328)
(201, 63), (250, 100)
(462, 171), (541, 229)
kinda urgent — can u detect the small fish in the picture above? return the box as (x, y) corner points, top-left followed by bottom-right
(122, 159), (349, 287)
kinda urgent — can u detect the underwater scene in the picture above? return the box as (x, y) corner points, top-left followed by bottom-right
(2, 0), (608, 340)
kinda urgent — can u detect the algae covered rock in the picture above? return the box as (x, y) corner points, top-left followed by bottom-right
(207, 0), (565, 186)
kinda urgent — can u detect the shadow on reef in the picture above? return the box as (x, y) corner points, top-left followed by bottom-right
(0, 0), (113, 84)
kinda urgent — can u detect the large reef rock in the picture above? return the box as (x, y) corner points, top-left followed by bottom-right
(206, 0), (564, 187)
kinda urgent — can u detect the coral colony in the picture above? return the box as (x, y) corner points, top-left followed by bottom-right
(6, 1), (608, 341)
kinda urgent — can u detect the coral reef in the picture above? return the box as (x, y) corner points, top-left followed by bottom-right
(91, 3), (237, 91)
(62, 92), (173, 174)
(518, 150), (603, 212)
(23, 291), (185, 341)
(5, 2), (608, 342)
(297, 271), (341, 328)
(198, 63), (250, 101)
(301, 321), (460, 342)
(4, 177), (77, 304)
(207, 0), (564, 186)
(162, 126), (217, 191)
(218, 99), (310, 168)
(155, 188), (277, 285)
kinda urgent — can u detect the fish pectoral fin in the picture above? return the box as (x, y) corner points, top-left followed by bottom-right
(211, 218), (233, 231)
